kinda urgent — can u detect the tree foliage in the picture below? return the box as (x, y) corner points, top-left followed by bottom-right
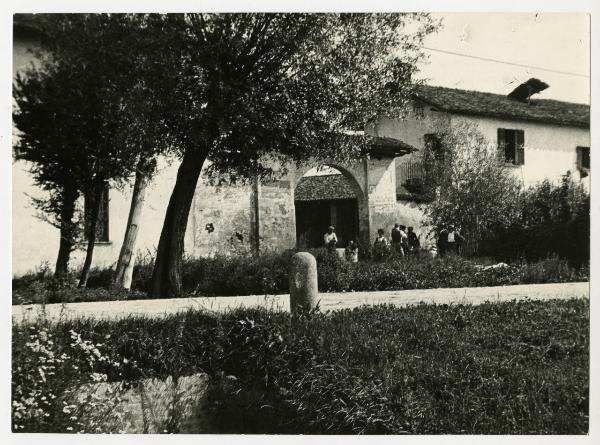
(144, 13), (440, 297)
(13, 14), (166, 283)
(146, 14), (438, 178)
(484, 173), (589, 266)
(14, 13), (439, 294)
(422, 121), (522, 251)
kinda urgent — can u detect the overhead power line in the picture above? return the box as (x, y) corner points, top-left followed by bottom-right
(423, 46), (589, 78)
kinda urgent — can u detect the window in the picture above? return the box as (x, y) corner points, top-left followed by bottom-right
(576, 146), (590, 170)
(497, 129), (525, 165)
(84, 185), (110, 242)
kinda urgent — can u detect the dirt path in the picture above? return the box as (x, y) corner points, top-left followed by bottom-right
(12, 281), (589, 325)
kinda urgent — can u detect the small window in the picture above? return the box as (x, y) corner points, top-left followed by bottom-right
(84, 185), (110, 242)
(424, 133), (444, 161)
(498, 129), (525, 165)
(576, 146), (590, 170)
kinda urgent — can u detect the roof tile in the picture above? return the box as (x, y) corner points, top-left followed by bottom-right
(295, 174), (356, 202)
(414, 84), (589, 128)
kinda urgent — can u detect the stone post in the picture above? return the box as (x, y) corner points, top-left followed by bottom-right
(289, 252), (318, 314)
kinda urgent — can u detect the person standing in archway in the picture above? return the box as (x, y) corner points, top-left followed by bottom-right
(324, 225), (338, 252)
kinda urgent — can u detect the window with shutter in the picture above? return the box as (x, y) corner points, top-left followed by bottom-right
(576, 146), (590, 170)
(515, 130), (525, 165)
(497, 128), (506, 162)
(497, 128), (525, 165)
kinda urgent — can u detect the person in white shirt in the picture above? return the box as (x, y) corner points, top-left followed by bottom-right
(398, 225), (409, 256)
(446, 225), (464, 255)
(323, 226), (338, 250)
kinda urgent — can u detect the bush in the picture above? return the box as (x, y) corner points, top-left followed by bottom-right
(422, 122), (522, 252)
(13, 299), (589, 433)
(13, 250), (588, 305)
(482, 173), (589, 267)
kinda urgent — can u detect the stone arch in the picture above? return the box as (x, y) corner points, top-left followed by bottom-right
(292, 162), (369, 249)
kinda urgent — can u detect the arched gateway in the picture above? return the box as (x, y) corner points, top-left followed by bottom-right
(184, 136), (417, 257)
(294, 165), (368, 249)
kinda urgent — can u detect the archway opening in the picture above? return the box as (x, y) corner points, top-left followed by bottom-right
(294, 165), (360, 249)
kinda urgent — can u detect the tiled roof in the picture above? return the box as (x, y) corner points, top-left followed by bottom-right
(368, 136), (418, 157)
(413, 84), (589, 128)
(295, 174), (357, 202)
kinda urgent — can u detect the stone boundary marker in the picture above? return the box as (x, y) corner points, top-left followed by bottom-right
(289, 252), (318, 314)
(13, 282), (589, 325)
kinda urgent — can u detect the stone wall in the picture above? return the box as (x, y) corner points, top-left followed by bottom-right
(366, 157), (399, 243)
(257, 179), (297, 251)
(186, 177), (254, 257)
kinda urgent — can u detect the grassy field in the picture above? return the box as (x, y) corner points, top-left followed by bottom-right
(12, 298), (588, 434)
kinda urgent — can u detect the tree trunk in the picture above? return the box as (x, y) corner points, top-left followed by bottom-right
(78, 190), (101, 288)
(54, 190), (78, 278)
(114, 167), (150, 290)
(149, 149), (207, 298)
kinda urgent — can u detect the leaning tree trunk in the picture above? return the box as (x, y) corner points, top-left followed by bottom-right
(54, 190), (78, 278)
(78, 191), (101, 288)
(149, 148), (207, 298)
(113, 167), (150, 290)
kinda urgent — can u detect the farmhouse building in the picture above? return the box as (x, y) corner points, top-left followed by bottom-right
(12, 23), (590, 276)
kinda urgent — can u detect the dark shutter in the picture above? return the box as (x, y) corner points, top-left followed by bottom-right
(580, 147), (590, 170)
(497, 128), (506, 163)
(515, 130), (525, 165)
(577, 147), (590, 170)
(577, 146), (590, 172)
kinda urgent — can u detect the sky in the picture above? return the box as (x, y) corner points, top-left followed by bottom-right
(415, 13), (590, 104)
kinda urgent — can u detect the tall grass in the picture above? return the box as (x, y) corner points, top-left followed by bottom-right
(12, 299), (589, 434)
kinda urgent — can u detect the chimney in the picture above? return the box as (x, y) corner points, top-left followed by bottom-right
(507, 78), (549, 104)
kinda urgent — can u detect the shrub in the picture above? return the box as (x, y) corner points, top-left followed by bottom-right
(482, 173), (589, 267)
(13, 251), (589, 305)
(422, 121), (522, 252)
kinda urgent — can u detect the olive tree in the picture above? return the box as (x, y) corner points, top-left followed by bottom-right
(421, 121), (522, 254)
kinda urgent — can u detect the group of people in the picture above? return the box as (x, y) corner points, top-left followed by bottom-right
(323, 225), (359, 263)
(323, 223), (463, 262)
(373, 224), (421, 259)
(436, 225), (465, 256)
